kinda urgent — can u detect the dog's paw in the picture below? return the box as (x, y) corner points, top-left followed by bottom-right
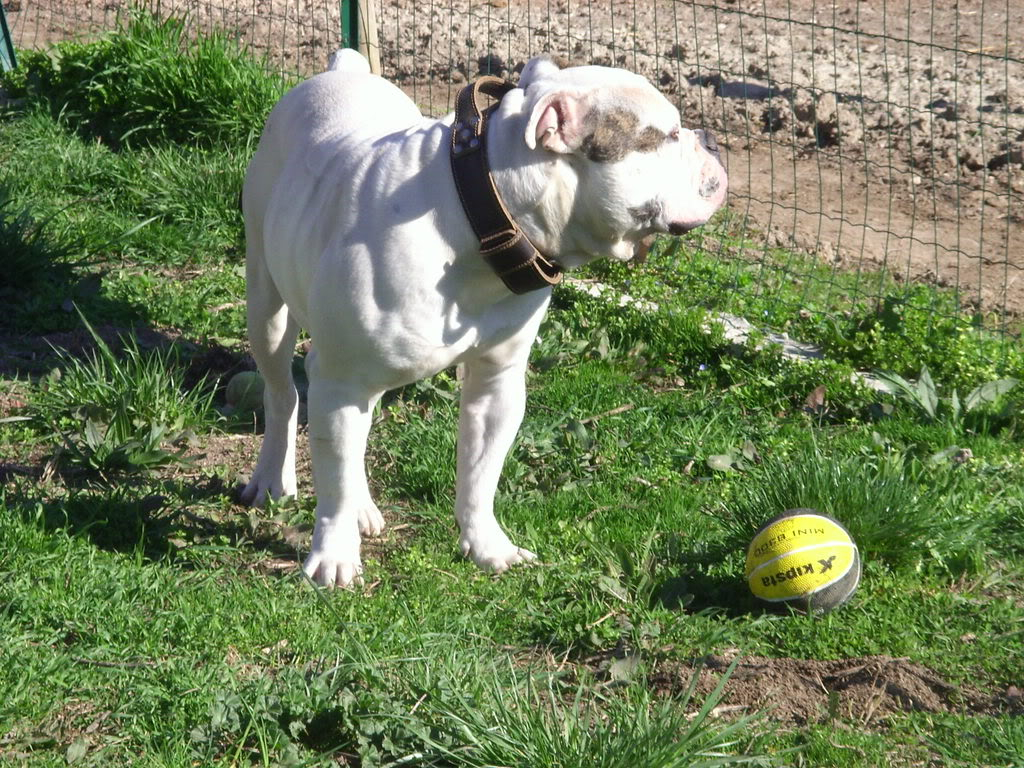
(238, 471), (297, 508)
(358, 503), (386, 537)
(460, 528), (537, 574)
(304, 516), (363, 587)
(303, 551), (364, 588)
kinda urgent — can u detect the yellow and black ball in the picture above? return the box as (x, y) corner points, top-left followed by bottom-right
(745, 508), (861, 614)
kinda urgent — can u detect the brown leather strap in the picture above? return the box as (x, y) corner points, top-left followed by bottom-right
(450, 76), (563, 294)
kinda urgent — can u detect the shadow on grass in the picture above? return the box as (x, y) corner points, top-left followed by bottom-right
(676, 552), (768, 618)
(0, 188), (252, 382)
(1, 295), (253, 382)
(0, 182), (154, 350)
(6, 477), (306, 566)
(654, 532), (769, 618)
(0, 280), (154, 370)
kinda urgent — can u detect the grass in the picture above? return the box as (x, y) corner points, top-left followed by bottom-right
(0, 182), (82, 293)
(1, 12), (1023, 767)
(583, 224), (1024, 392)
(27, 311), (219, 471)
(3, 9), (288, 149)
(416, 661), (778, 768)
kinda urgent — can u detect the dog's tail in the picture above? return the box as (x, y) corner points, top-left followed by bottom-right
(327, 48), (371, 74)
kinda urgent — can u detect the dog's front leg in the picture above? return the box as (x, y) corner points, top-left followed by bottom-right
(303, 370), (384, 588)
(456, 354), (537, 573)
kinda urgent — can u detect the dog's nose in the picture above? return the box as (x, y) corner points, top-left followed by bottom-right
(699, 175), (722, 200)
(696, 129), (720, 162)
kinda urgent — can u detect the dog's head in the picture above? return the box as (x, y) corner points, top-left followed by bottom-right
(514, 56), (727, 264)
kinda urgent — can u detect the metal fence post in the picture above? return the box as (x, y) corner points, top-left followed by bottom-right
(339, 0), (380, 74)
(0, 2), (16, 72)
(340, 0), (359, 52)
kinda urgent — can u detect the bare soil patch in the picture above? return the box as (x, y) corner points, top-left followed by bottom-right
(652, 652), (1023, 726)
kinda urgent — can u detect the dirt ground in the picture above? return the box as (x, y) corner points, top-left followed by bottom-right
(652, 651), (1024, 725)
(6, 0), (1023, 316)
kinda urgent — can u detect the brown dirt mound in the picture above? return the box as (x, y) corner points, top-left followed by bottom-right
(652, 653), (1020, 725)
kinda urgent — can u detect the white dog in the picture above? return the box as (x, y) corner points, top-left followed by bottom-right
(241, 50), (727, 587)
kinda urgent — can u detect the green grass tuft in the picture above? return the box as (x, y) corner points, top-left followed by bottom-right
(2, 9), (290, 149)
(421, 659), (780, 768)
(28, 311), (219, 471)
(718, 442), (997, 573)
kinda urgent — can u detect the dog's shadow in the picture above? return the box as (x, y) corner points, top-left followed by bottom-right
(6, 470), (305, 566)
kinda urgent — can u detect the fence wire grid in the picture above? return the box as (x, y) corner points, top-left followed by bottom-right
(5, 0), (1023, 349)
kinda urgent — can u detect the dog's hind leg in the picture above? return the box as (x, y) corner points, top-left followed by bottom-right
(239, 221), (301, 508)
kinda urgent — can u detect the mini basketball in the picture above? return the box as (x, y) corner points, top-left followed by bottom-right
(744, 508), (861, 613)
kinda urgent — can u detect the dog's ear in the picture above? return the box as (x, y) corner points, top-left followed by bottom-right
(525, 91), (588, 153)
(518, 54), (566, 90)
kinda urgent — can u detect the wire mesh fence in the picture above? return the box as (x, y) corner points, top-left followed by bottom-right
(5, 0), (1022, 349)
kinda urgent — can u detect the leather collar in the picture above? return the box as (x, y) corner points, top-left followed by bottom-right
(450, 76), (563, 294)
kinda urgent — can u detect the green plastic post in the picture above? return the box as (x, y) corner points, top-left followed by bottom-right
(340, 0), (359, 51)
(0, 3), (16, 72)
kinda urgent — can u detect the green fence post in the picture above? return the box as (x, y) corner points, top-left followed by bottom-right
(340, 0), (359, 51)
(0, 2), (16, 72)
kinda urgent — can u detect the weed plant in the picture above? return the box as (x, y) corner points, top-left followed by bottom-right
(582, 233), (1024, 393)
(873, 365), (1019, 437)
(30, 314), (218, 471)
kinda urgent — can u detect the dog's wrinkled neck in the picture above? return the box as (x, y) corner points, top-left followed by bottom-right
(450, 77), (563, 294)
(485, 103), (586, 269)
